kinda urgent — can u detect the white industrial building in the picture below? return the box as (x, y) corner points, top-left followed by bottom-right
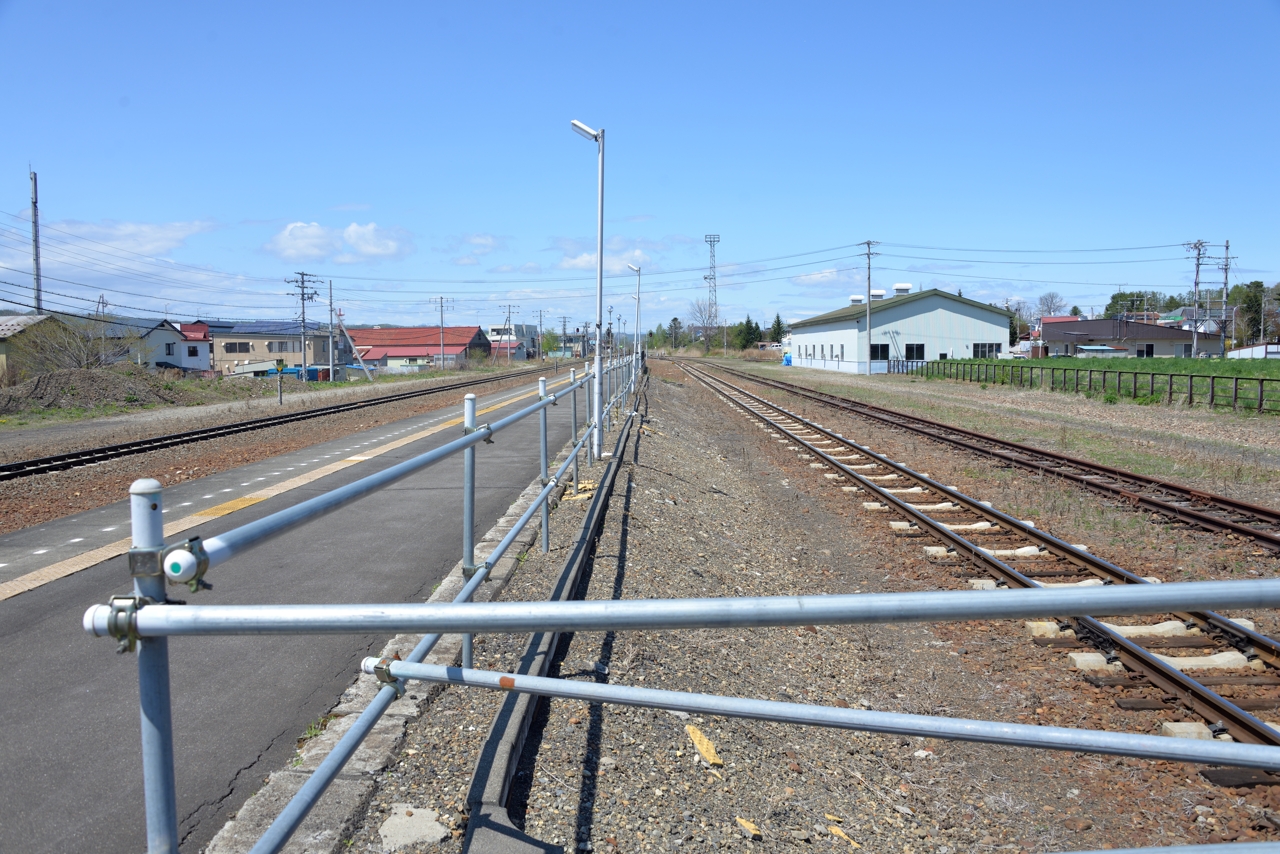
(789, 286), (1014, 374)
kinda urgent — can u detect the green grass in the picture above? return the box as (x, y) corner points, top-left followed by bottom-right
(922, 356), (1280, 413)
(944, 355), (1280, 379)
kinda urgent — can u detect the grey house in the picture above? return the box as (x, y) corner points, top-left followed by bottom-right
(1041, 319), (1209, 358)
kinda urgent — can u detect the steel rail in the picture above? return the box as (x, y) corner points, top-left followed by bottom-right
(680, 362), (1280, 746)
(0, 366), (547, 481)
(699, 364), (1280, 670)
(704, 362), (1280, 550)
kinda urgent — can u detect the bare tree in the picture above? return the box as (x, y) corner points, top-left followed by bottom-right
(688, 298), (716, 352)
(6, 315), (142, 381)
(1036, 291), (1067, 317)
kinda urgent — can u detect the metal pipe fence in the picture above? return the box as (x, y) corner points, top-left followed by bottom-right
(85, 353), (1280, 854)
(86, 367), (607, 854)
(924, 359), (1280, 412)
(368, 660), (1280, 771)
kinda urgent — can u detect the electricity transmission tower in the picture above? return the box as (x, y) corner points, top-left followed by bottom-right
(429, 296), (455, 369)
(287, 272), (320, 381)
(535, 308), (551, 362)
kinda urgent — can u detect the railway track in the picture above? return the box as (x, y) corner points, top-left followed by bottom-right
(680, 360), (1280, 749)
(702, 362), (1280, 553)
(0, 367), (546, 482)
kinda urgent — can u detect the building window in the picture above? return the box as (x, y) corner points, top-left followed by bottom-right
(840, 344), (845, 360)
(164, 342), (175, 356)
(870, 344), (889, 360)
(1136, 343), (1154, 358)
(187, 345), (199, 358)
(223, 342), (251, 354)
(973, 342), (1000, 358)
(267, 340), (302, 353)
(905, 343), (925, 360)
(1183, 343), (1193, 357)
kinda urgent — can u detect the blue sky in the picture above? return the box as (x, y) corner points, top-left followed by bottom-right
(0, 1), (1276, 332)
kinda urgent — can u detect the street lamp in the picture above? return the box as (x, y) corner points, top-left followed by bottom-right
(627, 264), (641, 392)
(571, 119), (605, 459)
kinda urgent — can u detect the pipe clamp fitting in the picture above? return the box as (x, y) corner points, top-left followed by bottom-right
(372, 657), (405, 698)
(106, 595), (154, 653)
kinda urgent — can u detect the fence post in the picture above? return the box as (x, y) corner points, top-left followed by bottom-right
(130, 478), (180, 854)
(570, 369), (579, 493)
(585, 367), (595, 468)
(1188, 375), (1195, 407)
(539, 377), (550, 554)
(461, 394), (477, 667)
(1261, 379), (1267, 414)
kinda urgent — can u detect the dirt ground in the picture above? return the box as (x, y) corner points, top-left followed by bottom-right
(334, 362), (1280, 853)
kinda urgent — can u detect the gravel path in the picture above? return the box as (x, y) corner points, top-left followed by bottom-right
(0, 369), (546, 537)
(332, 362), (1280, 854)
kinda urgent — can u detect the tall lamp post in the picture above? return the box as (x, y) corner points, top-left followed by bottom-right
(627, 264), (641, 393)
(571, 119), (605, 459)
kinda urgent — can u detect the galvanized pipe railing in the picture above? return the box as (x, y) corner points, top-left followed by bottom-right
(200, 372), (593, 570)
(367, 660), (1280, 771)
(88, 371), (598, 854)
(86, 578), (1280, 638)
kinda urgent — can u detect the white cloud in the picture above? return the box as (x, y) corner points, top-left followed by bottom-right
(55, 219), (215, 256)
(550, 236), (653, 274)
(343, 222), (409, 259)
(266, 221), (413, 264)
(452, 256), (479, 266)
(266, 222), (343, 261)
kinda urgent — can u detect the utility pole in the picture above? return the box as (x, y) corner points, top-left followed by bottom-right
(327, 280), (335, 381)
(535, 308), (550, 362)
(30, 171), (43, 312)
(1219, 240), (1232, 356)
(286, 272), (320, 381)
(429, 296), (454, 369)
(499, 304), (519, 365)
(559, 316), (570, 361)
(1185, 240), (1206, 357)
(705, 235), (720, 348)
(862, 240), (880, 374)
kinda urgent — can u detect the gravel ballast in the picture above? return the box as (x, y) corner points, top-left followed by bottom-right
(331, 362), (1280, 853)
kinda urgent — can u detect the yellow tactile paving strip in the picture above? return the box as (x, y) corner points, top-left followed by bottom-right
(0, 379), (570, 602)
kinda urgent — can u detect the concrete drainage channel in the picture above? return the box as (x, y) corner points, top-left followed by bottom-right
(463, 385), (642, 854)
(204, 427), (591, 853)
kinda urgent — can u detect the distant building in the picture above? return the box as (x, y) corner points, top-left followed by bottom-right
(177, 322), (214, 371)
(0, 315), (52, 382)
(205, 320), (342, 375)
(1040, 318), (1208, 357)
(487, 323), (538, 357)
(490, 340), (527, 362)
(789, 288), (1014, 373)
(346, 326), (490, 370)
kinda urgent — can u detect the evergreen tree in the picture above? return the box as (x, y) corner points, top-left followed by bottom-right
(769, 313), (785, 343)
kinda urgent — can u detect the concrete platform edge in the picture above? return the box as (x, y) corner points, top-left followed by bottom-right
(203, 438), (578, 854)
